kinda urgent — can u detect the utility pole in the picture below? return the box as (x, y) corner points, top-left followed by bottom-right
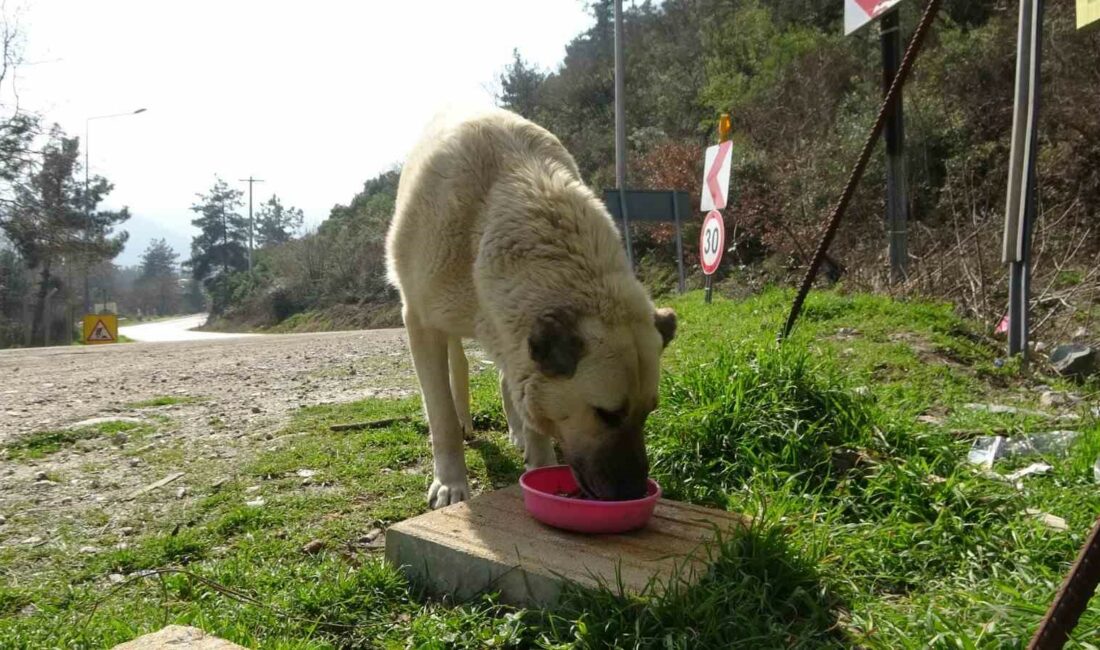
(613, 0), (634, 271)
(239, 176), (265, 272)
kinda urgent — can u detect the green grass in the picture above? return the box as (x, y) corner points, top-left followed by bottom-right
(125, 396), (201, 409)
(2, 420), (153, 460)
(2, 288), (1099, 648)
(263, 310), (336, 333)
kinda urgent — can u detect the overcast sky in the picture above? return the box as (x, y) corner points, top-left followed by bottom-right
(11, 0), (593, 265)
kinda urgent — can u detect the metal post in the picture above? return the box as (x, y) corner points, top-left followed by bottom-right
(43, 287), (57, 347)
(881, 9), (909, 283)
(614, 0), (633, 271)
(83, 120), (91, 314)
(673, 192), (685, 294)
(240, 176), (265, 273)
(705, 276), (713, 304)
(1004, 0), (1043, 360)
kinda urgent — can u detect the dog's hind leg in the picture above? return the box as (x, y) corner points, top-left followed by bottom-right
(500, 373), (525, 452)
(448, 337), (473, 440)
(405, 309), (469, 508)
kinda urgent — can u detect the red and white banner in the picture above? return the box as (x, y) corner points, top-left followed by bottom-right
(845, 0), (905, 35)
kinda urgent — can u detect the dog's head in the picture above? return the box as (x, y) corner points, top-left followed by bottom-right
(520, 305), (676, 500)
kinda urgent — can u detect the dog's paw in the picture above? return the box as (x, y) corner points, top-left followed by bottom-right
(428, 477), (469, 509)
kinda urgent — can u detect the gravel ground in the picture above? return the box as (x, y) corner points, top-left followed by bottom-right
(0, 330), (418, 555)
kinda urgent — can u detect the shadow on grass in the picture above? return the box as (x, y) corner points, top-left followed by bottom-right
(544, 519), (849, 648)
(468, 437), (524, 489)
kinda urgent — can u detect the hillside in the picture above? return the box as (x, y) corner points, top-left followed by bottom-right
(210, 0), (1100, 341)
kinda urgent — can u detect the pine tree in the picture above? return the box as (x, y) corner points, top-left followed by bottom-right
(255, 195), (304, 247)
(188, 178), (247, 283)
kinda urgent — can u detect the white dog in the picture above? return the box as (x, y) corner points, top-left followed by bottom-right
(386, 107), (676, 509)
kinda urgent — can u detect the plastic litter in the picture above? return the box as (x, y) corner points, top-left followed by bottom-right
(967, 431), (1080, 468)
(1024, 509), (1068, 531)
(1005, 462), (1052, 482)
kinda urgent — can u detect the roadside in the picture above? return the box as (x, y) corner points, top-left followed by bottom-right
(117, 314), (254, 343)
(3, 290), (1099, 647)
(0, 328), (426, 615)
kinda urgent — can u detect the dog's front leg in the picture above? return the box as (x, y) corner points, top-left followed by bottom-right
(500, 373), (525, 452)
(405, 311), (469, 508)
(523, 430), (558, 469)
(500, 375), (558, 469)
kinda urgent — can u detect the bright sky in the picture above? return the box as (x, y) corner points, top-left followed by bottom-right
(12, 0), (594, 266)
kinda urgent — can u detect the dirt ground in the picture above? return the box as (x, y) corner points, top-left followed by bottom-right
(0, 330), (421, 554)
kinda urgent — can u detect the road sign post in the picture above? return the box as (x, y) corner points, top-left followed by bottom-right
(1002, 0), (1044, 361)
(880, 9), (910, 283)
(672, 192), (685, 294)
(604, 190), (691, 293)
(846, 1), (911, 282)
(699, 114), (733, 304)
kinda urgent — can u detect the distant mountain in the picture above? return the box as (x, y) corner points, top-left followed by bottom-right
(115, 214), (195, 267)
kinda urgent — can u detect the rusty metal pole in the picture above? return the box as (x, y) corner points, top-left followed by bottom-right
(1029, 516), (1100, 649)
(779, 0), (942, 341)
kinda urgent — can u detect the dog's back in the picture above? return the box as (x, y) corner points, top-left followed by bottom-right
(385, 107), (588, 335)
(385, 109), (675, 507)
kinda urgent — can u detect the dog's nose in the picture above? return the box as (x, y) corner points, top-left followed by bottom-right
(606, 477), (647, 500)
(590, 434), (649, 500)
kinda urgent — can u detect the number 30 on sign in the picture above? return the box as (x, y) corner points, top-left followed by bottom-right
(699, 210), (725, 276)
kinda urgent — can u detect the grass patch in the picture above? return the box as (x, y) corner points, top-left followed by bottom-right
(2, 420), (152, 460)
(125, 396), (200, 409)
(3, 289), (1099, 647)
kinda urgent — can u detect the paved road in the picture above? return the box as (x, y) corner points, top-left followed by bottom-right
(0, 328), (415, 440)
(119, 314), (256, 342)
(0, 327), (426, 562)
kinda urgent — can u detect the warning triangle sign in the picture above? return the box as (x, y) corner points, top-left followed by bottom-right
(87, 319), (115, 342)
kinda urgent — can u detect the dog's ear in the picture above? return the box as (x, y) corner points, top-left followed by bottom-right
(654, 308), (677, 349)
(529, 309), (585, 378)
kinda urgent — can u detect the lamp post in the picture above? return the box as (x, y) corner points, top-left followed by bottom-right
(83, 107), (146, 313)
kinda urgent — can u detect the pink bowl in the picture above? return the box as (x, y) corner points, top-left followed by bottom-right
(519, 465), (661, 534)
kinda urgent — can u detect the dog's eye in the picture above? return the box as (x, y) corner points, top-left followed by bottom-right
(594, 405), (626, 427)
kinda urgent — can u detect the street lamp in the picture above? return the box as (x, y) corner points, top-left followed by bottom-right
(83, 107), (147, 313)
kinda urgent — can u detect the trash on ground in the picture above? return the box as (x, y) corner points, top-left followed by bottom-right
(1005, 462), (1052, 482)
(967, 431), (1080, 468)
(963, 403), (1049, 418)
(1023, 509), (1068, 531)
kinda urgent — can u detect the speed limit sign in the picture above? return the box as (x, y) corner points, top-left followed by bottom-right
(699, 210), (725, 275)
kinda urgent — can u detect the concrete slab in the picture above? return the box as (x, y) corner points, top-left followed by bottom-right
(385, 485), (747, 607)
(110, 625), (245, 649)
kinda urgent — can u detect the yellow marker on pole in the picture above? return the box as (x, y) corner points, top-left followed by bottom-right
(1080, 0), (1100, 28)
(718, 113), (731, 144)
